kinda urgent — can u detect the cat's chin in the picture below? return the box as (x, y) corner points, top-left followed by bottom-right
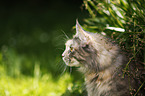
(63, 57), (80, 67)
(66, 63), (80, 67)
(65, 61), (80, 67)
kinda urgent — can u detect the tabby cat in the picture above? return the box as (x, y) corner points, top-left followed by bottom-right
(62, 20), (145, 96)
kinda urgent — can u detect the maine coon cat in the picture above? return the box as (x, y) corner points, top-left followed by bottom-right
(62, 20), (145, 96)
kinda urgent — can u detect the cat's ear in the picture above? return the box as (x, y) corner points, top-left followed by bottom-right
(75, 20), (88, 41)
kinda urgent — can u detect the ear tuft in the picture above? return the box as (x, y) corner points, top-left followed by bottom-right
(75, 20), (89, 41)
(76, 19), (84, 35)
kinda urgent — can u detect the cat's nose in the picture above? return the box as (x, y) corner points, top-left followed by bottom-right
(62, 53), (65, 57)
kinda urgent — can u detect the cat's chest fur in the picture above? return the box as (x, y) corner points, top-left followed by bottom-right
(84, 67), (129, 96)
(85, 70), (112, 96)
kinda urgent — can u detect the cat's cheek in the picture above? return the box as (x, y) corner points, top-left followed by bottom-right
(64, 58), (80, 67)
(62, 57), (69, 65)
(70, 58), (80, 66)
(62, 57), (72, 66)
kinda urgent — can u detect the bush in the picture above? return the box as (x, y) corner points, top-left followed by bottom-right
(73, 0), (145, 95)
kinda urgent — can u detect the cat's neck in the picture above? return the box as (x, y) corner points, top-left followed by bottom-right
(81, 53), (125, 84)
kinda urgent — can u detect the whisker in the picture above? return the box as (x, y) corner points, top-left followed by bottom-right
(55, 48), (64, 50)
(69, 67), (72, 75)
(54, 56), (67, 74)
(62, 37), (69, 41)
(61, 30), (69, 39)
(54, 37), (68, 47)
(54, 30), (70, 48)
(54, 34), (66, 41)
(60, 64), (68, 76)
(55, 58), (65, 72)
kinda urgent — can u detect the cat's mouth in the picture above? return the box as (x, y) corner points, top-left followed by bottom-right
(62, 56), (80, 67)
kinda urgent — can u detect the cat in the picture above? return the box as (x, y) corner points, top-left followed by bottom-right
(62, 20), (145, 96)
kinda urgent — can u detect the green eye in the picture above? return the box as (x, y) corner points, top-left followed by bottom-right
(70, 47), (73, 52)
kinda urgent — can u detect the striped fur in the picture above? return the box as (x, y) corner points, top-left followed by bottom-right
(62, 21), (145, 96)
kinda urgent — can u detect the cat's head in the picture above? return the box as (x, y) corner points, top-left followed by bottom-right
(62, 20), (119, 72)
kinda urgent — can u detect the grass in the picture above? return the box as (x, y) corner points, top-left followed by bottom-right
(0, 51), (74, 96)
(0, 64), (73, 96)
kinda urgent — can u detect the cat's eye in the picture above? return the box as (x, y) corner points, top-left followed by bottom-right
(68, 46), (74, 53)
(70, 47), (73, 52)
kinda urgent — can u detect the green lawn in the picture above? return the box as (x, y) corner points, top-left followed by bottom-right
(0, 65), (73, 96)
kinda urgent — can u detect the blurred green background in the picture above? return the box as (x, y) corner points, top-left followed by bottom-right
(0, 0), (88, 76)
(0, 0), (88, 96)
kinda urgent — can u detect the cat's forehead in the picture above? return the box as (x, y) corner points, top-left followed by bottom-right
(65, 40), (73, 46)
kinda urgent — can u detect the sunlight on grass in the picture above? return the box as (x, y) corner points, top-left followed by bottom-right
(0, 65), (73, 96)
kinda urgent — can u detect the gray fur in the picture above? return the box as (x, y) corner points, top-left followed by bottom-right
(62, 21), (145, 96)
